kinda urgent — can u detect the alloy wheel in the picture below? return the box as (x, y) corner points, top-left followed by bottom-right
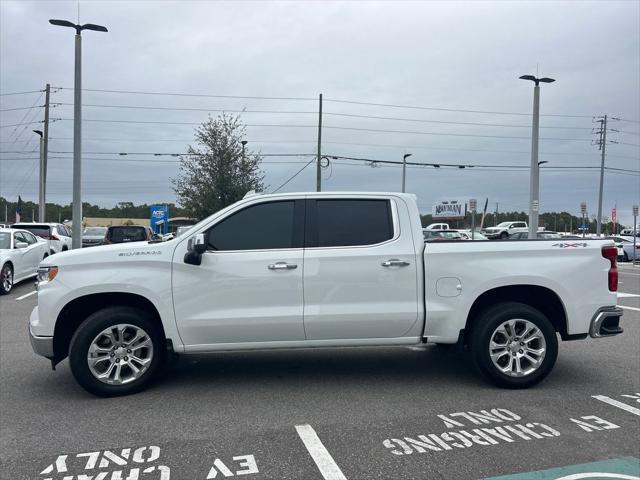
(488, 318), (546, 377)
(87, 323), (154, 385)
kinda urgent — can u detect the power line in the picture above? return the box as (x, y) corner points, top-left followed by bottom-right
(53, 102), (592, 130)
(0, 105), (44, 113)
(54, 87), (317, 101)
(51, 118), (593, 141)
(271, 158), (317, 193)
(0, 120), (44, 128)
(323, 98), (594, 118)
(0, 89), (44, 96)
(55, 102), (318, 115)
(43, 136), (638, 160)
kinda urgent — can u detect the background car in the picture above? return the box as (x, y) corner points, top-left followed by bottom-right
(11, 223), (72, 255)
(509, 231), (562, 240)
(612, 236), (640, 262)
(458, 230), (489, 240)
(103, 225), (154, 244)
(423, 229), (464, 241)
(0, 228), (49, 294)
(82, 226), (108, 247)
(424, 223), (450, 231)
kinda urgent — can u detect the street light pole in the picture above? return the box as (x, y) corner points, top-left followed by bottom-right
(520, 74), (555, 240)
(402, 153), (412, 193)
(33, 130), (44, 221)
(49, 19), (107, 248)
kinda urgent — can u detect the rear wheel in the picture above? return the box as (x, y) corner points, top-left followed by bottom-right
(470, 302), (558, 388)
(69, 306), (165, 396)
(499, 232), (508, 239)
(1, 263), (13, 294)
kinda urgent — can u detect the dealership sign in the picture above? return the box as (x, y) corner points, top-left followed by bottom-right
(150, 205), (169, 234)
(432, 200), (466, 219)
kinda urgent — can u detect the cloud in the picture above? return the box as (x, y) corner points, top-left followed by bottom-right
(1, 0), (638, 224)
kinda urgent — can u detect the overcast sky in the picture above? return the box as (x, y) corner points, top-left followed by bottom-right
(1, 0), (638, 224)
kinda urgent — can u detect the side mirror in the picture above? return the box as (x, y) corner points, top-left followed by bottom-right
(15, 242), (28, 249)
(193, 233), (206, 254)
(184, 233), (206, 265)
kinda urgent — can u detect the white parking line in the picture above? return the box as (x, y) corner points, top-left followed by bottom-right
(617, 292), (640, 298)
(16, 290), (37, 301)
(295, 424), (347, 480)
(592, 395), (640, 416)
(620, 305), (640, 312)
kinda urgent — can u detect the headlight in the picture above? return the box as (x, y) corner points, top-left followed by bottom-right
(37, 266), (59, 284)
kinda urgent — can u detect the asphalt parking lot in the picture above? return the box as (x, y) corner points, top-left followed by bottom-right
(1, 265), (638, 480)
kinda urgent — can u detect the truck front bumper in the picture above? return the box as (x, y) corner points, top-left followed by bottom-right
(589, 306), (624, 338)
(29, 307), (53, 358)
(29, 327), (53, 358)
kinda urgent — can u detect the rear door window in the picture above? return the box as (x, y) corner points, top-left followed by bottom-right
(308, 199), (394, 247)
(15, 225), (51, 239)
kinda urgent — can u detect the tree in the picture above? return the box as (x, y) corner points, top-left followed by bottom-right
(171, 114), (265, 220)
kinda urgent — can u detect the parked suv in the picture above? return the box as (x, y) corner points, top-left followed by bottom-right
(103, 225), (153, 245)
(12, 223), (72, 255)
(483, 221), (528, 239)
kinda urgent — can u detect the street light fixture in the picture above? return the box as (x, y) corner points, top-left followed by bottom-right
(520, 74), (555, 239)
(49, 18), (108, 249)
(241, 140), (248, 161)
(402, 153), (412, 193)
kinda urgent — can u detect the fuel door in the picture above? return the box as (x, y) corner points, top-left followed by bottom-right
(436, 277), (462, 297)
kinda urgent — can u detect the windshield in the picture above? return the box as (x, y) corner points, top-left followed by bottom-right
(83, 227), (107, 236)
(0, 232), (10, 249)
(496, 222), (512, 227)
(108, 226), (147, 242)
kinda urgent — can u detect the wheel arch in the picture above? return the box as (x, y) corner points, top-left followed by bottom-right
(52, 292), (167, 366)
(464, 285), (569, 343)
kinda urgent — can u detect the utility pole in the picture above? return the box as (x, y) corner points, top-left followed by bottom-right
(33, 129), (44, 220)
(581, 202), (587, 238)
(41, 83), (50, 222)
(494, 202), (499, 226)
(316, 93), (323, 192)
(595, 115), (607, 236)
(633, 205), (638, 263)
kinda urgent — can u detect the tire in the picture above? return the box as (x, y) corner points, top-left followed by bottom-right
(499, 232), (508, 239)
(69, 306), (165, 397)
(470, 302), (558, 388)
(43, 253), (49, 260)
(1, 263), (13, 295)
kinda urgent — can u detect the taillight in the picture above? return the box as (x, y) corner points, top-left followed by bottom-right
(49, 233), (59, 241)
(601, 245), (618, 292)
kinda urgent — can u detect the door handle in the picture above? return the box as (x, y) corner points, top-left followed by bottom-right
(268, 262), (298, 270)
(381, 259), (410, 267)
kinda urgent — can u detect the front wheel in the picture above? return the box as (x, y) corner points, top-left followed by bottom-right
(499, 232), (508, 239)
(69, 306), (165, 396)
(470, 302), (558, 388)
(1, 263), (13, 294)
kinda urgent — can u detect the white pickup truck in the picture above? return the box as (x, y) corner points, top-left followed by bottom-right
(29, 192), (623, 396)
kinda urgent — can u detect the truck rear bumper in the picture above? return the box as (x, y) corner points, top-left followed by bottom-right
(589, 306), (624, 338)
